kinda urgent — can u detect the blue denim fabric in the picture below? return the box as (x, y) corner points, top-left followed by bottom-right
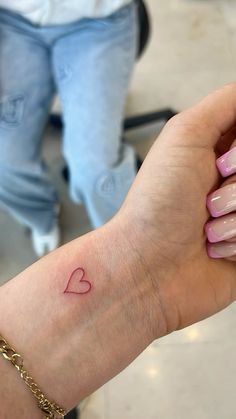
(0, 3), (137, 232)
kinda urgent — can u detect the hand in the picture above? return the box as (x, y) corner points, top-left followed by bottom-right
(117, 83), (236, 336)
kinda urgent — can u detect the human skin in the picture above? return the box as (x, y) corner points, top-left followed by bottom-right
(1, 84), (236, 418)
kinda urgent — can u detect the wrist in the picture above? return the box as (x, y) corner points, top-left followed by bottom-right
(0, 354), (42, 419)
(0, 216), (166, 415)
(108, 213), (169, 339)
(114, 208), (178, 337)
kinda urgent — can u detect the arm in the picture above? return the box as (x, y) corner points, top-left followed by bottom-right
(0, 221), (164, 418)
(1, 84), (236, 418)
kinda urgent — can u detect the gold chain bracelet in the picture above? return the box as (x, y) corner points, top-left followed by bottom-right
(0, 333), (67, 418)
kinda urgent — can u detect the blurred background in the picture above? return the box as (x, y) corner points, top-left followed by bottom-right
(1, 0), (236, 418)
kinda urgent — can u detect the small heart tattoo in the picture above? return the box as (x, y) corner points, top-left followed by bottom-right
(64, 267), (92, 295)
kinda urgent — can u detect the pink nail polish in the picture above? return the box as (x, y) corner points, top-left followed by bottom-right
(205, 222), (221, 243)
(205, 214), (236, 243)
(207, 242), (236, 258)
(207, 183), (236, 217)
(216, 147), (236, 177)
(207, 244), (222, 259)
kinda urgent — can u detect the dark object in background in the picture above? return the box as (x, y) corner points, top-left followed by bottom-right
(135, 0), (150, 58)
(136, 156), (143, 170)
(65, 406), (79, 419)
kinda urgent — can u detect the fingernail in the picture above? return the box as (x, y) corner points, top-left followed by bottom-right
(217, 147), (236, 177)
(207, 183), (236, 217)
(205, 214), (236, 242)
(207, 242), (236, 258)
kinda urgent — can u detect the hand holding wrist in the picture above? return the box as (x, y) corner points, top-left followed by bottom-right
(2, 84), (236, 418)
(118, 84), (236, 334)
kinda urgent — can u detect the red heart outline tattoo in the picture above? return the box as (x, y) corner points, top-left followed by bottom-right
(63, 267), (92, 295)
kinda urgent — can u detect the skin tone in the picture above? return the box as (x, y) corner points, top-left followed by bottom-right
(1, 84), (236, 418)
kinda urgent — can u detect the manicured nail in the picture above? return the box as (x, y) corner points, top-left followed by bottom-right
(217, 147), (236, 177)
(205, 214), (236, 243)
(207, 242), (236, 258)
(207, 183), (236, 217)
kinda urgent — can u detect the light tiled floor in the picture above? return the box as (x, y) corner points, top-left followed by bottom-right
(1, 0), (236, 418)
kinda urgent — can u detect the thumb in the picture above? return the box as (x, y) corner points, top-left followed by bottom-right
(165, 84), (236, 149)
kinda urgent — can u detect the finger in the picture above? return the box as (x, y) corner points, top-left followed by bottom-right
(168, 84), (236, 148)
(217, 142), (236, 178)
(207, 241), (236, 259)
(207, 182), (236, 217)
(206, 174), (236, 217)
(205, 213), (236, 243)
(206, 174), (236, 233)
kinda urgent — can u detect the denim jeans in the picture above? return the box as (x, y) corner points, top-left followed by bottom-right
(0, 3), (137, 233)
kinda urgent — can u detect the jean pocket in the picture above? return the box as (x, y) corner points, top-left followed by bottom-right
(0, 94), (25, 127)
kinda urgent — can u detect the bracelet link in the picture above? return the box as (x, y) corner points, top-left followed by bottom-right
(38, 399), (54, 417)
(0, 333), (66, 419)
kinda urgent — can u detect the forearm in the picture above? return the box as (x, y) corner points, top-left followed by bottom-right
(0, 218), (162, 418)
